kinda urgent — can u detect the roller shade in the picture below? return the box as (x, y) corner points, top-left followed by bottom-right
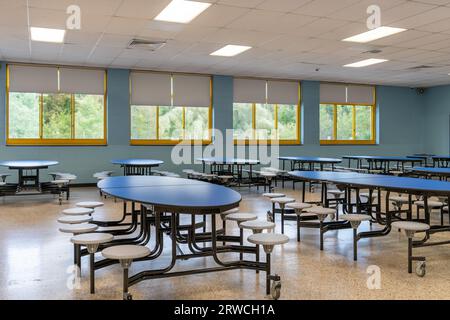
(234, 78), (266, 104)
(267, 80), (299, 105)
(347, 85), (374, 105)
(320, 83), (375, 105)
(130, 72), (172, 106)
(59, 68), (105, 94)
(9, 65), (59, 93)
(173, 74), (210, 107)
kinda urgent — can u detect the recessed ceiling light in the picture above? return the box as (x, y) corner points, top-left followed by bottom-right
(30, 27), (66, 43)
(344, 58), (388, 68)
(210, 45), (252, 57)
(154, 0), (211, 24)
(342, 26), (407, 43)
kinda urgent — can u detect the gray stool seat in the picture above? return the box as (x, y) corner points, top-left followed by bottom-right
(306, 207), (335, 221)
(225, 213), (258, 223)
(248, 233), (289, 246)
(328, 189), (344, 196)
(415, 200), (443, 208)
(57, 215), (93, 224)
(52, 179), (69, 185)
(263, 193), (285, 198)
(76, 201), (104, 209)
(102, 245), (150, 261)
(391, 221), (430, 234)
(71, 233), (114, 245)
(59, 223), (98, 234)
(219, 175), (234, 180)
(390, 170), (403, 176)
(270, 197), (295, 204)
(220, 208), (239, 220)
(286, 202), (313, 212)
(240, 220), (276, 232)
(260, 172), (277, 177)
(341, 214), (371, 223)
(0, 182), (6, 186)
(390, 195), (409, 203)
(63, 207), (95, 216)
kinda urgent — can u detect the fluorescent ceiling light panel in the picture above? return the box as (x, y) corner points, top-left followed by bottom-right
(344, 58), (388, 68)
(210, 45), (252, 57)
(342, 26), (407, 43)
(30, 27), (66, 43)
(154, 0), (211, 23)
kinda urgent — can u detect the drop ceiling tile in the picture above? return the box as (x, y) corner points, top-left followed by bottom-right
(256, 0), (312, 12)
(29, 0), (123, 15)
(216, 0), (266, 8)
(293, 0), (361, 17)
(29, 7), (66, 29)
(104, 17), (147, 36)
(380, 1), (436, 25)
(0, 3), (28, 27)
(190, 4), (250, 28)
(393, 6), (450, 29)
(115, 0), (170, 19)
(65, 31), (101, 46)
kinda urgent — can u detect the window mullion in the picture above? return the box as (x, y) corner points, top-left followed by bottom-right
(274, 104), (278, 140)
(39, 94), (43, 140)
(182, 107), (186, 140)
(352, 105), (356, 140)
(252, 103), (256, 140)
(71, 94), (75, 140)
(156, 106), (160, 140)
(333, 105), (337, 141)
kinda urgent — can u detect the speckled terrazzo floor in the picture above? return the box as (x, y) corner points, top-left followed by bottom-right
(0, 184), (449, 300)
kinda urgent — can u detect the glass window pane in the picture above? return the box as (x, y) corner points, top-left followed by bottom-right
(319, 104), (334, 140)
(185, 107), (209, 140)
(8, 92), (40, 139)
(277, 104), (297, 140)
(355, 106), (372, 140)
(336, 105), (353, 140)
(74, 94), (104, 139)
(42, 93), (71, 139)
(255, 103), (275, 140)
(131, 106), (157, 140)
(233, 103), (253, 139)
(159, 106), (183, 140)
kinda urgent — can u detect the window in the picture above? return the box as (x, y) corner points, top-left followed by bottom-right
(233, 78), (300, 144)
(130, 72), (212, 145)
(319, 83), (376, 145)
(7, 65), (106, 145)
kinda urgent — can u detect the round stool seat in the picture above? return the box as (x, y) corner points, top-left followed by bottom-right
(76, 201), (104, 209)
(286, 202), (313, 212)
(307, 207), (335, 216)
(341, 214), (371, 222)
(57, 215), (93, 224)
(390, 170), (403, 176)
(59, 223), (98, 234)
(415, 200), (444, 208)
(62, 207), (95, 216)
(247, 233), (289, 246)
(240, 220), (276, 231)
(270, 197), (295, 204)
(262, 193), (285, 198)
(52, 179), (69, 185)
(391, 221), (430, 232)
(360, 192), (377, 199)
(225, 213), (258, 223)
(328, 189), (344, 195)
(219, 175), (234, 180)
(0, 182), (6, 186)
(260, 172), (277, 177)
(102, 245), (150, 260)
(220, 208), (239, 219)
(71, 233), (114, 245)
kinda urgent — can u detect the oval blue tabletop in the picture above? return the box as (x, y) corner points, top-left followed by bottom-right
(111, 159), (164, 166)
(0, 160), (59, 168)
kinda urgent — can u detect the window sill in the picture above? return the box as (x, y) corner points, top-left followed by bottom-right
(130, 139), (213, 146)
(320, 140), (376, 146)
(6, 139), (107, 146)
(234, 140), (301, 146)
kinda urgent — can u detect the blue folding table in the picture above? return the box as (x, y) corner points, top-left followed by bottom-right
(0, 160), (58, 190)
(111, 159), (164, 176)
(342, 155), (423, 172)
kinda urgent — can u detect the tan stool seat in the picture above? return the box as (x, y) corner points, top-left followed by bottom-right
(390, 170), (403, 176)
(240, 220), (276, 231)
(341, 214), (371, 222)
(57, 215), (93, 224)
(76, 201), (104, 209)
(263, 193), (285, 198)
(225, 213), (258, 223)
(52, 179), (69, 185)
(102, 245), (150, 261)
(220, 208), (239, 220)
(71, 233), (113, 245)
(63, 207), (94, 216)
(260, 172), (277, 177)
(390, 196), (409, 203)
(286, 202), (313, 212)
(328, 189), (344, 196)
(306, 207), (335, 215)
(59, 223), (98, 234)
(248, 233), (289, 246)
(270, 197), (295, 204)
(360, 192), (377, 199)
(392, 221), (430, 232)
(415, 200), (443, 208)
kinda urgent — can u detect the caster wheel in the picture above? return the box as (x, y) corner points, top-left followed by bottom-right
(271, 281), (281, 300)
(124, 293), (133, 300)
(416, 262), (426, 277)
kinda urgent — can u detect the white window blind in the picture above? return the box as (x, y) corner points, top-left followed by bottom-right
(267, 80), (299, 104)
(173, 74), (211, 107)
(130, 72), (172, 106)
(320, 83), (374, 105)
(59, 68), (105, 95)
(9, 65), (59, 93)
(234, 78), (267, 104)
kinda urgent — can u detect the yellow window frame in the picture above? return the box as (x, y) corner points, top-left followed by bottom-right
(234, 82), (301, 145)
(5, 64), (108, 146)
(320, 102), (376, 145)
(130, 75), (213, 146)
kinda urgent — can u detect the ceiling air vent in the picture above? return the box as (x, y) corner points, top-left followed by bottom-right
(127, 39), (167, 51)
(362, 49), (382, 54)
(409, 65), (434, 70)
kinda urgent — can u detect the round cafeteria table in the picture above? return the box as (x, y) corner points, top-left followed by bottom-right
(111, 159), (164, 176)
(0, 160), (58, 189)
(96, 176), (276, 296)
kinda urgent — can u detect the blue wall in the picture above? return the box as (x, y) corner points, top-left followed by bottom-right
(0, 61), (430, 183)
(424, 85), (450, 154)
